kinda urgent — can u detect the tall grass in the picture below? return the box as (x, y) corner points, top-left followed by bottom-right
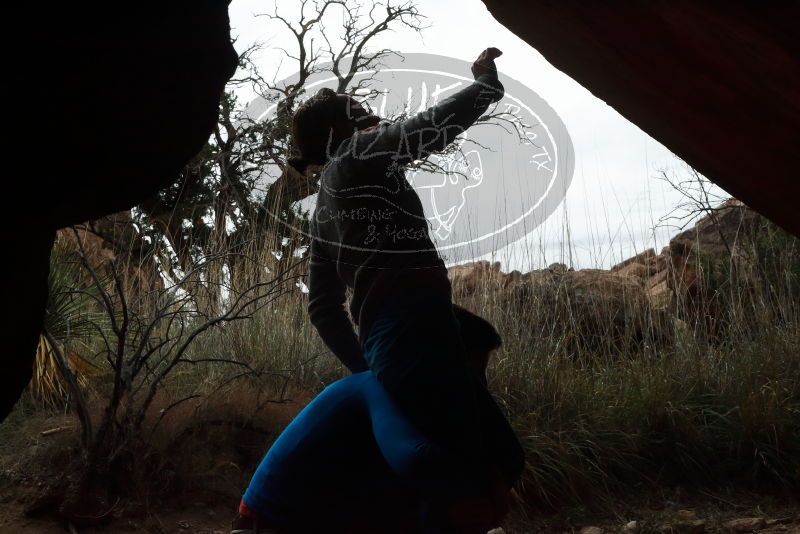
(5, 208), (798, 517)
(446, 217), (800, 509)
(169, 211), (798, 511)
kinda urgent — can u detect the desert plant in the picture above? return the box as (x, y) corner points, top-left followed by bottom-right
(29, 239), (105, 409)
(29, 230), (308, 522)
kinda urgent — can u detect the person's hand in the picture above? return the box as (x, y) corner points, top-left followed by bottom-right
(471, 47), (503, 80)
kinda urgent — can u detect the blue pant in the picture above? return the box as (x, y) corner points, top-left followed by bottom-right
(242, 372), (453, 532)
(363, 288), (486, 484)
(242, 290), (524, 531)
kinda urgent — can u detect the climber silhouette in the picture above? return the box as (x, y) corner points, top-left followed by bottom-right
(234, 48), (521, 533)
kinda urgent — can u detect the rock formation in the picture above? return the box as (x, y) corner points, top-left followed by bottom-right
(2, 2), (238, 420)
(57, 212), (165, 301)
(450, 260), (665, 355)
(4, 2), (799, 419)
(449, 201), (792, 353)
(480, 1), (800, 237)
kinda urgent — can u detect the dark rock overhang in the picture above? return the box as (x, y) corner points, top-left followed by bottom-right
(481, 1), (800, 237)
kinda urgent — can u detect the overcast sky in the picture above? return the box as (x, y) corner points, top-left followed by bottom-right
(228, 0), (727, 271)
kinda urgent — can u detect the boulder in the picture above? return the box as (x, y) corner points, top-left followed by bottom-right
(616, 262), (651, 280)
(646, 270), (668, 290)
(548, 262), (571, 274)
(479, 1), (800, 237)
(57, 211), (165, 301)
(448, 199), (798, 352)
(2, 2), (238, 421)
(648, 280), (673, 310)
(508, 267), (662, 354)
(668, 519), (706, 534)
(723, 518), (767, 532)
(611, 249), (656, 272)
(450, 256), (678, 354)
(641, 253), (669, 275)
(449, 260), (508, 296)
(666, 200), (770, 330)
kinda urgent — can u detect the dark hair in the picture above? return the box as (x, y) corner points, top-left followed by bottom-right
(288, 87), (344, 173)
(453, 304), (502, 353)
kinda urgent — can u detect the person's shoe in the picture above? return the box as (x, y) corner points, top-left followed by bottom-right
(230, 512), (262, 534)
(230, 513), (286, 534)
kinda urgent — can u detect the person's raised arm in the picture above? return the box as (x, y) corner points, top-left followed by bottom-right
(353, 47), (505, 166)
(307, 234), (368, 373)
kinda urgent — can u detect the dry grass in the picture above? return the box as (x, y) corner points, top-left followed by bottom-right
(1, 211), (798, 521)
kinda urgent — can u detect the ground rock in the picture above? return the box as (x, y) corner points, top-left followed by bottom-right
(612, 249), (656, 272)
(616, 262), (651, 279)
(622, 520), (640, 533)
(664, 519), (706, 534)
(723, 517), (766, 532)
(647, 269), (668, 289)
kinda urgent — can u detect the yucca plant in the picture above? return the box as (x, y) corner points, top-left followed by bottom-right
(29, 238), (105, 408)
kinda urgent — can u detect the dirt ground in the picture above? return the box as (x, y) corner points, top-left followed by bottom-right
(1, 401), (797, 533)
(1, 487), (798, 533)
(0, 501), (234, 533)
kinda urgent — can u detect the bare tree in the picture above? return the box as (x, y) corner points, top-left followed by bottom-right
(131, 3), (427, 311)
(133, 0), (530, 312)
(255, 1), (428, 218)
(32, 229), (304, 521)
(656, 166), (733, 233)
(256, 0), (534, 230)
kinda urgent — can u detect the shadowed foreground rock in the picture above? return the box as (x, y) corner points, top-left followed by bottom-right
(1, 2), (237, 420)
(481, 1), (800, 237)
(4, 2), (800, 421)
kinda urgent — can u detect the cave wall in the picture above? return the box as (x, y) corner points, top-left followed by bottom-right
(4, 1), (799, 419)
(1, 1), (238, 420)
(14, 2), (238, 232)
(481, 1), (800, 237)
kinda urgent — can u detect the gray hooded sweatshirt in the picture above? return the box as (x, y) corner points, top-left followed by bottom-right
(307, 72), (505, 372)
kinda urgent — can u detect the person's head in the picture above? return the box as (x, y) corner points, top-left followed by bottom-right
(452, 304), (502, 383)
(288, 88), (380, 172)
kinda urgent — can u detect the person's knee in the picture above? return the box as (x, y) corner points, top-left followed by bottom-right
(390, 440), (447, 480)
